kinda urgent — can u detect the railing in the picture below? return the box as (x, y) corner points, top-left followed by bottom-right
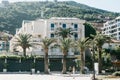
(0, 51), (75, 58)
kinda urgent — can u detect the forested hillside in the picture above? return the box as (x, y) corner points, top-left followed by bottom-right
(0, 1), (119, 34)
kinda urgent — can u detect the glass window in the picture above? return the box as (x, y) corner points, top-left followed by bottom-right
(74, 33), (78, 40)
(62, 24), (66, 29)
(74, 24), (78, 31)
(51, 23), (54, 30)
(50, 33), (54, 38)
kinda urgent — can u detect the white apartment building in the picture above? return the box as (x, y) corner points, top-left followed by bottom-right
(10, 17), (85, 56)
(102, 16), (120, 40)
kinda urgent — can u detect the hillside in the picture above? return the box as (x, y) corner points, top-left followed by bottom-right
(0, 1), (120, 34)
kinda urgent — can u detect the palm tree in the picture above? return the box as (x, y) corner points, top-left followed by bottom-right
(14, 34), (33, 57)
(75, 38), (90, 74)
(55, 27), (74, 39)
(93, 33), (107, 73)
(59, 38), (73, 74)
(40, 37), (56, 74)
(106, 36), (112, 49)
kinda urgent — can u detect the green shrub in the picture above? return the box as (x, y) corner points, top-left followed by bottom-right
(0, 55), (7, 59)
(7, 55), (21, 59)
(112, 71), (120, 76)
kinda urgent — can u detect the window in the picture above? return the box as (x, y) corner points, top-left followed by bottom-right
(50, 33), (54, 38)
(51, 23), (54, 30)
(74, 33), (78, 40)
(62, 24), (66, 29)
(74, 24), (78, 31)
(6, 43), (9, 46)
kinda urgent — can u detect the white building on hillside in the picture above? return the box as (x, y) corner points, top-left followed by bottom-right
(10, 17), (85, 56)
(102, 16), (120, 40)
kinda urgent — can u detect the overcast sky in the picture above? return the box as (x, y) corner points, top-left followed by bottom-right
(1, 0), (120, 13)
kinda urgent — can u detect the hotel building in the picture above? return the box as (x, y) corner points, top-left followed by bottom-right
(10, 17), (85, 56)
(102, 16), (120, 40)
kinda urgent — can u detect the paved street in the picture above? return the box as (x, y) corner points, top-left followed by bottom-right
(0, 74), (91, 80)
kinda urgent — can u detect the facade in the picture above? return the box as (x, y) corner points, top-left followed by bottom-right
(0, 40), (9, 51)
(0, 32), (13, 52)
(102, 16), (120, 40)
(103, 40), (120, 49)
(90, 22), (103, 32)
(10, 17), (85, 56)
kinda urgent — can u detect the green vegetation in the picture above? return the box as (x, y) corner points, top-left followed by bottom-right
(84, 23), (96, 38)
(40, 37), (56, 74)
(59, 38), (73, 74)
(14, 34), (34, 57)
(75, 38), (90, 74)
(55, 27), (74, 39)
(0, 1), (119, 34)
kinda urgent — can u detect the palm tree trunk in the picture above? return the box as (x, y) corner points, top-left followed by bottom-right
(44, 49), (49, 74)
(23, 48), (26, 57)
(98, 48), (102, 74)
(81, 51), (85, 74)
(62, 55), (67, 74)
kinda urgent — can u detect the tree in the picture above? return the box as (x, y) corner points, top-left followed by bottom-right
(40, 37), (56, 74)
(75, 38), (90, 74)
(58, 38), (73, 74)
(93, 33), (107, 73)
(55, 27), (74, 39)
(105, 36), (113, 50)
(84, 23), (96, 38)
(114, 45), (120, 60)
(14, 34), (33, 57)
(0, 1), (118, 34)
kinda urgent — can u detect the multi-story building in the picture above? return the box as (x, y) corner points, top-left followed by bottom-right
(102, 16), (120, 40)
(10, 17), (85, 56)
(90, 22), (103, 32)
(0, 32), (13, 52)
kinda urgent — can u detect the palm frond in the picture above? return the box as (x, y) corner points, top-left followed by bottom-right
(14, 34), (33, 52)
(55, 27), (75, 39)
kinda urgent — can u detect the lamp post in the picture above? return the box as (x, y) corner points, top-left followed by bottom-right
(91, 44), (95, 80)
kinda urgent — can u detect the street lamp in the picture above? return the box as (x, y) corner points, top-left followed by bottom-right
(91, 45), (96, 80)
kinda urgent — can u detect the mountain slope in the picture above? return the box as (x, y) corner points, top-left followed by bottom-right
(0, 1), (119, 34)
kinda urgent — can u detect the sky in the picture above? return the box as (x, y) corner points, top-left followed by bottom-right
(1, 0), (120, 13)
